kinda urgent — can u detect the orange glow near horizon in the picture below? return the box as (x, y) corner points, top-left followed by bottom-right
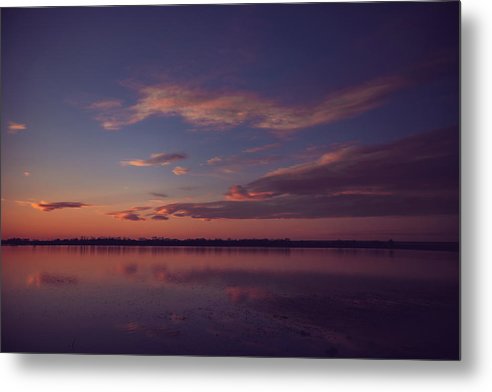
(1, 199), (459, 241)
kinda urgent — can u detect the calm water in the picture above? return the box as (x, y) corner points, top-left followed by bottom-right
(1, 246), (459, 358)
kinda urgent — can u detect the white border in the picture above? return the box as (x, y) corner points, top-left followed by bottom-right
(1, 0), (491, 391)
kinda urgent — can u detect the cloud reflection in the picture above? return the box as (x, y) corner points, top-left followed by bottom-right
(26, 272), (78, 287)
(225, 286), (271, 304)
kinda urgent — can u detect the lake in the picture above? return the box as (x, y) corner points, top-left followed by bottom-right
(1, 246), (459, 359)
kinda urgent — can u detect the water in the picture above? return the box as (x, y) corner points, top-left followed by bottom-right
(1, 246), (459, 358)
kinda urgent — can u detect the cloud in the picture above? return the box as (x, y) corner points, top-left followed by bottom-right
(88, 99), (123, 110)
(244, 143), (280, 153)
(151, 127), (458, 220)
(151, 193), (458, 221)
(151, 215), (169, 221)
(150, 192), (169, 198)
(106, 206), (151, 221)
(207, 156), (223, 165)
(225, 286), (270, 304)
(121, 152), (187, 167)
(206, 154), (282, 173)
(31, 201), (90, 212)
(8, 121), (27, 134)
(23, 171), (31, 177)
(225, 185), (277, 201)
(172, 166), (190, 176)
(244, 127), (458, 197)
(89, 75), (406, 133)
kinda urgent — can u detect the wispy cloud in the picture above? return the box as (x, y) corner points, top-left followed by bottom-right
(8, 121), (27, 134)
(121, 152), (187, 167)
(88, 99), (123, 110)
(172, 166), (190, 176)
(89, 75), (406, 133)
(206, 154), (282, 173)
(243, 143), (280, 153)
(106, 206), (151, 221)
(31, 201), (91, 212)
(23, 171), (31, 177)
(150, 127), (459, 220)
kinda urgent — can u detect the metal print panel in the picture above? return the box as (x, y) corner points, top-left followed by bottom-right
(1, 2), (460, 359)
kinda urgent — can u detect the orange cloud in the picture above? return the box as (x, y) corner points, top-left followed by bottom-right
(172, 166), (189, 176)
(8, 121), (27, 134)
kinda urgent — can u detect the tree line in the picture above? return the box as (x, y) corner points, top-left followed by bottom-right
(1, 237), (459, 251)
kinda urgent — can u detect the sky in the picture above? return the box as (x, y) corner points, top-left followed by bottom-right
(1, 2), (460, 241)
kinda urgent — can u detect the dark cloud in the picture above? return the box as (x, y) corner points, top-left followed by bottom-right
(150, 192), (169, 199)
(106, 206), (151, 221)
(151, 193), (457, 220)
(31, 201), (90, 212)
(242, 127), (459, 197)
(151, 215), (169, 221)
(152, 127), (458, 220)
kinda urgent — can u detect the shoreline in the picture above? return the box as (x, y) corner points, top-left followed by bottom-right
(1, 239), (459, 252)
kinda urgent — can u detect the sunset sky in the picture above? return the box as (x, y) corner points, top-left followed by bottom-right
(1, 3), (459, 241)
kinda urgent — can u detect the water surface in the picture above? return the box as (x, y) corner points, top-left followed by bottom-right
(1, 246), (459, 358)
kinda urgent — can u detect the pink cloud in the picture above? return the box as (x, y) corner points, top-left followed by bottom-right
(106, 206), (151, 221)
(225, 185), (277, 201)
(243, 143), (280, 153)
(121, 152), (187, 167)
(89, 75), (406, 133)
